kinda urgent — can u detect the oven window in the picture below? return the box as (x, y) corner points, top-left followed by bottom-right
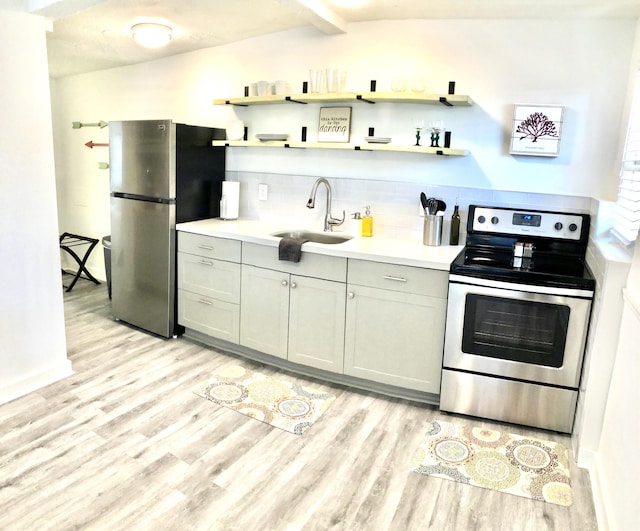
(462, 294), (570, 367)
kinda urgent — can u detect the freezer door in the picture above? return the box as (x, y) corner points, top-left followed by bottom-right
(109, 120), (175, 198)
(111, 196), (176, 338)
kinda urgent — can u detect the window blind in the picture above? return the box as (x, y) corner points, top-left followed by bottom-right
(613, 69), (640, 246)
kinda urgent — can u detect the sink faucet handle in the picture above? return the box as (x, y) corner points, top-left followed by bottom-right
(328, 210), (345, 228)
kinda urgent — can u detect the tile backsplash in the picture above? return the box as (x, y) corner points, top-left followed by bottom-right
(227, 171), (592, 244)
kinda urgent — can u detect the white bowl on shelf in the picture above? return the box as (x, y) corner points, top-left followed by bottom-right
(226, 120), (245, 141)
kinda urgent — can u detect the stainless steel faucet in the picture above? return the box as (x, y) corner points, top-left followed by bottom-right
(306, 177), (345, 232)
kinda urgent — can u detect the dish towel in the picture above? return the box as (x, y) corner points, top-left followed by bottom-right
(278, 237), (308, 262)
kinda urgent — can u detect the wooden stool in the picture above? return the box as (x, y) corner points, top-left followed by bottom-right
(60, 232), (101, 292)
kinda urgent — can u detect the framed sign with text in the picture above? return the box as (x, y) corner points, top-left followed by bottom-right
(318, 106), (351, 143)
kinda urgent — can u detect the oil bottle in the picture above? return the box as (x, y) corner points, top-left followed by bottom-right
(450, 204), (460, 245)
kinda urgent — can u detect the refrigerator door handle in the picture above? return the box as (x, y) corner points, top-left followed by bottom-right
(111, 191), (175, 204)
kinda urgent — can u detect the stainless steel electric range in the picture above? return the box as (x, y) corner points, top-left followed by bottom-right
(440, 205), (595, 433)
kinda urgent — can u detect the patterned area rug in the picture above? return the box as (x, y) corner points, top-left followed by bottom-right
(194, 364), (335, 435)
(411, 419), (573, 506)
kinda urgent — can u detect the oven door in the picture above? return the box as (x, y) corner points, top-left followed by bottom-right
(444, 275), (593, 388)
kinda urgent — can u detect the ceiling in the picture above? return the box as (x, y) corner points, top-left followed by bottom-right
(2, 0), (640, 78)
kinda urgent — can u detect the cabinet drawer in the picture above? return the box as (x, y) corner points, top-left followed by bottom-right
(347, 259), (448, 298)
(242, 242), (347, 282)
(178, 232), (241, 262)
(177, 253), (240, 303)
(178, 289), (240, 343)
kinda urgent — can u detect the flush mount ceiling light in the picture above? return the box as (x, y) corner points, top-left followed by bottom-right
(329, 0), (367, 7)
(131, 23), (173, 48)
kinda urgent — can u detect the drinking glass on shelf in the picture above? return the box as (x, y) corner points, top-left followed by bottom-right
(413, 118), (425, 146)
(338, 70), (347, 92)
(429, 120), (444, 147)
(326, 68), (339, 92)
(391, 76), (407, 92)
(411, 77), (426, 93)
(309, 69), (326, 93)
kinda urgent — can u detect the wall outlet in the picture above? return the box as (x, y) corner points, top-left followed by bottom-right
(258, 183), (268, 201)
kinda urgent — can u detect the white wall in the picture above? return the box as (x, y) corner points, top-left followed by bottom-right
(51, 18), (635, 279)
(575, 20), (640, 528)
(0, 11), (72, 404)
(577, 230), (631, 460)
(591, 290), (640, 531)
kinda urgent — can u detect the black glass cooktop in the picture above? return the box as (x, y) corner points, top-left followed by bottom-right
(450, 247), (595, 291)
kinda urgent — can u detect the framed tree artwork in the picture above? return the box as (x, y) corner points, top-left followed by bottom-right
(510, 104), (564, 157)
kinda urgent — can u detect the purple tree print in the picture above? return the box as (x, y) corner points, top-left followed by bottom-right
(516, 112), (558, 142)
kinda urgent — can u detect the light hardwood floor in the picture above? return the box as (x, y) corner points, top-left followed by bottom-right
(0, 279), (598, 530)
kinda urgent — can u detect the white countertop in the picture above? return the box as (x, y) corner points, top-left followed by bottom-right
(177, 218), (463, 270)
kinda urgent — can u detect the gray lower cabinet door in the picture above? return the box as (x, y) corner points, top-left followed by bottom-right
(344, 284), (446, 393)
(178, 289), (240, 343)
(177, 253), (240, 303)
(288, 275), (346, 373)
(240, 265), (290, 359)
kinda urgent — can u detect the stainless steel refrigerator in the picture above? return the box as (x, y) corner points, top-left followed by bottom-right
(109, 119), (226, 338)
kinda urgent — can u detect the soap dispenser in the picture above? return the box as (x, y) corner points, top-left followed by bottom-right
(361, 205), (373, 237)
(350, 212), (362, 236)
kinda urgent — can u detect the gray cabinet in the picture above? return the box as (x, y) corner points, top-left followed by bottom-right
(177, 232), (241, 343)
(344, 259), (448, 393)
(240, 242), (347, 372)
(240, 264), (290, 358)
(176, 233), (450, 397)
(288, 274), (346, 373)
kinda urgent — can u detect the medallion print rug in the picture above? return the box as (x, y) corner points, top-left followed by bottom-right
(411, 419), (573, 506)
(194, 364), (335, 435)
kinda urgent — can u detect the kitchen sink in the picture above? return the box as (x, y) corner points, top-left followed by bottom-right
(272, 230), (353, 244)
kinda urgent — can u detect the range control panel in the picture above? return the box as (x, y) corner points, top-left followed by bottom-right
(471, 206), (585, 241)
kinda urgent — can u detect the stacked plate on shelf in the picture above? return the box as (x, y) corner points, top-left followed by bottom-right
(256, 134), (288, 141)
(364, 136), (391, 144)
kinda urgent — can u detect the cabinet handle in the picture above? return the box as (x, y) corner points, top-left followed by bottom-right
(281, 280), (288, 287)
(291, 281), (297, 289)
(198, 245), (214, 251)
(198, 298), (213, 306)
(383, 275), (407, 283)
(348, 292), (355, 299)
(198, 259), (214, 266)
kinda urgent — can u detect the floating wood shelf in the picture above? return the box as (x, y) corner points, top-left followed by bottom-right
(213, 90), (473, 157)
(211, 140), (468, 157)
(213, 91), (473, 107)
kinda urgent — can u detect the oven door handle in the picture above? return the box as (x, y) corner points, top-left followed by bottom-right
(448, 274), (594, 298)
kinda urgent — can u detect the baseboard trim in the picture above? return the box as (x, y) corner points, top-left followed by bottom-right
(183, 329), (440, 406)
(0, 360), (74, 406)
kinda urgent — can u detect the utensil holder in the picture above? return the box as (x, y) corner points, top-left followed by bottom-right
(423, 215), (443, 246)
